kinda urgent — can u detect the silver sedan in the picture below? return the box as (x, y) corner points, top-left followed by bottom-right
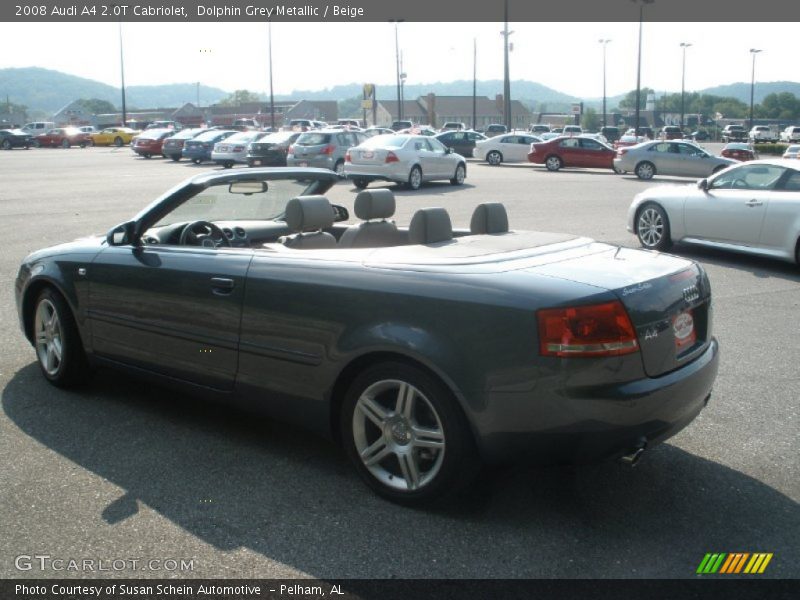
(344, 134), (467, 190)
(627, 159), (800, 264)
(614, 140), (736, 180)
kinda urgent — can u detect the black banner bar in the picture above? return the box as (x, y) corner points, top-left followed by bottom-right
(2, 0), (800, 22)
(2, 579), (798, 600)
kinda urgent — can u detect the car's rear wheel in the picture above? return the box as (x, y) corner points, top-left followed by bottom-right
(486, 150), (502, 166)
(192, 158), (201, 164)
(341, 361), (479, 506)
(32, 288), (91, 388)
(1, 139), (10, 150)
(450, 163), (466, 185)
(334, 159), (345, 177)
(143, 153), (151, 159)
(170, 155), (180, 162)
(114, 137), (123, 147)
(407, 165), (423, 190)
(635, 161), (656, 180)
(61, 139), (70, 149)
(545, 155), (563, 171)
(353, 179), (369, 190)
(79, 142), (87, 148)
(224, 161), (234, 169)
(636, 203), (672, 251)
(32, 139), (40, 148)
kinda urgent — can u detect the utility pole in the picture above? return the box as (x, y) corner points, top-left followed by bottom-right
(680, 42), (692, 130)
(599, 39), (611, 128)
(501, 0), (513, 130)
(118, 22), (127, 126)
(268, 22), (276, 130)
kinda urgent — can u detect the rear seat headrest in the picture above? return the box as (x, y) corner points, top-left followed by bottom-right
(354, 188), (396, 220)
(470, 202), (509, 234)
(285, 195), (334, 232)
(409, 208), (453, 245)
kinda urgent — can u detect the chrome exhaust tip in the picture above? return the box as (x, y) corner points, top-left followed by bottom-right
(619, 439), (647, 467)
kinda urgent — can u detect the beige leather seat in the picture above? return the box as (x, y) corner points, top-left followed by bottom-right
(338, 189), (403, 248)
(408, 207), (453, 245)
(470, 203), (509, 234)
(280, 196), (337, 249)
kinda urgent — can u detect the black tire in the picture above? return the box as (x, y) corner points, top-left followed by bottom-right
(79, 142), (87, 148)
(353, 178), (369, 190)
(334, 159), (345, 177)
(32, 139), (41, 148)
(486, 150), (502, 166)
(170, 155), (181, 162)
(192, 158), (201, 165)
(1, 139), (11, 150)
(224, 161), (234, 169)
(61, 139), (70, 149)
(545, 155), (563, 171)
(635, 161), (656, 180)
(450, 163), (466, 185)
(340, 361), (480, 506)
(114, 136), (123, 147)
(635, 202), (672, 251)
(31, 288), (91, 388)
(407, 165), (423, 190)
(143, 153), (151, 159)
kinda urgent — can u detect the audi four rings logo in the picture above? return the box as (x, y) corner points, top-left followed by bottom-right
(683, 285), (700, 303)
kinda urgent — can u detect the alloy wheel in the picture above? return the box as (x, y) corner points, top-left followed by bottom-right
(34, 299), (63, 376)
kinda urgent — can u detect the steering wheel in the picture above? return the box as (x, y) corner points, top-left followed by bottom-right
(178, 220), (231, 248)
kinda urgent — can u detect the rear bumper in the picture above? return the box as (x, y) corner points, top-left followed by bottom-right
(475, 338), (720, 464)
(344, 162), (409, 182)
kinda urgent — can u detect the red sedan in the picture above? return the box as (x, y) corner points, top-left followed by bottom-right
(132, 129), (175, 158)
(721, 143), (758, 161)
(33, 127), (91, 148)
(528, 136), (617, 172)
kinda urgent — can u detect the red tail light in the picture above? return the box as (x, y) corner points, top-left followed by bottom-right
(617, 148), (629, 156)
(321, 144), (335, 155)
(233, 146), (244, 152)
(385, 151), (399, 163)
(537, 300), (639, 358)
(345, 150), (352, 162)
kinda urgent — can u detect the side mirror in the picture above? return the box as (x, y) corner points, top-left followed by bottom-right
(106, 221), (136, 246)
(445, 147), (453, 154)
(331, 204), (350, 223)
(697, 178), (708, 192)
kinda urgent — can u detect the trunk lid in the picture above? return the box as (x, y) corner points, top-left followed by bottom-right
(531, 247), (712, 377)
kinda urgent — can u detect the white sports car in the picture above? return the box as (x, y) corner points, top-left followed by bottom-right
(628, 159), (800, 265)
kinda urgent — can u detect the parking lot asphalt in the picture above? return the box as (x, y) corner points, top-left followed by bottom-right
(0, 147), (797, 579)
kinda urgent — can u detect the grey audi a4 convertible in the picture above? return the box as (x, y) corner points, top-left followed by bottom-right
(16, 167), (719, 505)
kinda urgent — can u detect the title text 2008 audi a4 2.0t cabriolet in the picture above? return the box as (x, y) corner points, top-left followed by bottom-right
(16, 168), (719, 505)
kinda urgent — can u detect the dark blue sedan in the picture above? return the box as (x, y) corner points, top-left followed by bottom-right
(181, 129), (237, 164)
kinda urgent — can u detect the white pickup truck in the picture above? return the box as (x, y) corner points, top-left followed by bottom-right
(749, 125), (776, 142)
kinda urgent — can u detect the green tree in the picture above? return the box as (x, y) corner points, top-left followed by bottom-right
(756, 92), (800, 120)
(581, 107), (600, 131)
(76, 98), (116, 114)
(617, 88), (655, 111)
(218, 90), (263, 107)
(338, 96), (363, 119)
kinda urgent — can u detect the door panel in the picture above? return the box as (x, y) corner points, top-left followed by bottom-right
(88, 245), (252, 390)
(684, 191), (768, 244)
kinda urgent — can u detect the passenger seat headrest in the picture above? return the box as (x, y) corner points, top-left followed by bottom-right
(470, 202), (509, 234)
(409, 208), (453, 245)
(354, 188), (396, 220)
(285, 196), (334, 232)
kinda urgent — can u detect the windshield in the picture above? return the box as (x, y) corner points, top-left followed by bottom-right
(194, 130), (232, 142)
(296, 133), (331, 145)
(154, 179), (323, 227)
(361, 135), (408, 149)
(225, 131), (261, 143)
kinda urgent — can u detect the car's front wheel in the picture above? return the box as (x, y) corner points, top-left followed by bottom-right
(635, 161), (656, 180)
(2, 139), (11, 150)
(353, 178), (369, 190)
(407, 165), (423, 190)
(61, 139), (70, 149)
(32, 288), (91, 387)
(636, 203), (672, 251)
(450, 163), (466, 185)
(114, 137), (123, 147)
(486, 150), (502, 166)
(545, 155), (563, 171)
(334, 159), (345, 177)
(341, 362), (479, 506)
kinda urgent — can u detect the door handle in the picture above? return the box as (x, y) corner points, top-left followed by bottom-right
(210, 277), (235, 294)
(745, 199), (763, 207)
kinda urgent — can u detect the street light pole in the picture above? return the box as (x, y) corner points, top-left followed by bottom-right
(749, 48), (762, 131)
(118, 22), (127, 127)
(268, 22), (276, 130)
(599, 39), (611, 128)
(633, 0), (654, 137)
(501, 0), (513, 130)
(680, 42), (692, 131)
(472, 38), (477, 130)
(391, 20), (404, 122)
